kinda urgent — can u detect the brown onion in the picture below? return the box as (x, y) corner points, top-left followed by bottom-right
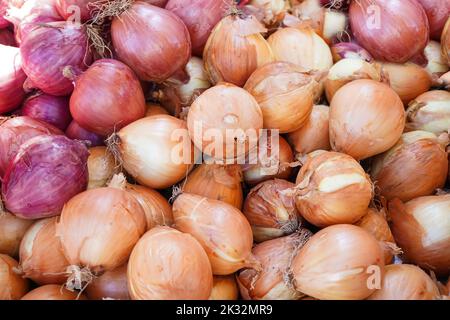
(0, 254), (29, 300)
(86, 264), (129, 300)
(329, 79), (405, 160)
(87, 146), (118, 189)
(128, 226), (213, 300)
(442, 17), (450, 65)
(21, 284), (86, 300)
(371, 131), (448, 202)
(209, 275), (239, 300)
(0, 210), (33, 258)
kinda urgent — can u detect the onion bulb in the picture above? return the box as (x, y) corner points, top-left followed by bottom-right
(331, 42), (373, 63)
(243, 179), (300, 242)
(65, 120), (104, 147)
(86, 264), (129, 300)
(128, 226), (213, 300)
(422, 41), (450, 76)
(145, 103), (169, 117)
(417, 0), (450, 40)
(87, 146), (118, 190)
(0, 210), (33, 258)
(329, 79), (405, 160)
(173, 193), (256, 275)
(248, 0), (288, 27)
(21, 284), (87, 300)
(388, 195), (450, 276)
(371, 131), (448, 202)
(441, 17), (450, 65)
(0, 254), (29, 300)
(209, 275), (239, 300)
(0, 45), (26, 114)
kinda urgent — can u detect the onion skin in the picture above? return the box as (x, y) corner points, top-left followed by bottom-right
(371, 131), (448, 202)
(330, 42), (373, 63)
(417, 0), (450, 40)
(349, 0), (429, 63)
(329, 79), (405, 160)
(173, 193), (256, 275)
(0, 29), (16, 46)
(0, 212), (33, 258)
(209, 275), (239, 300)
(388, 195), (450, 277)
(368, 264), (441, 300)
(0, 45), (26, 114)
(2, 135), (89, 219)
(128, 226), (213, 300)
(0, 254), (29, 300)
(442, 18), (450, 65)
(87, 146), (118, 190)
(111, 2), (191, 82)
(86, 264), (130, 300)
(21, 284), (86, 300)
(55, 0), (95, 22)
(65, 120), (104, 147)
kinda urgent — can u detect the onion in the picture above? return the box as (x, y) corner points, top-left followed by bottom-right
(110, 2), (191, 82)
(349, 0), (429, 63)
(173, 193), (257, 275)
(442, 17), (450, 65)
(371, 131), (448, 202)
(331, 42), (373, 63)
(87, 146), (118, 189)
(128, 226), (213, 300)
(144, 0), (168, 6)
(21, 284), (86, 300)
(406, 90), (450, 135)
(244, 62), (318, 133)
(0, 0), (9, 28)
(0, 116), (62, 177)
(0, 28), (16, 46)
(421, 41), (449, 76)
(2, 135), (89, 219)
(268, 27), (333, 72)
(166, 0), (231, 56)
(292, 151), (373, 227)
(145, 103), (169, 117)
(116, 115), (194, 189)
(329, 79), (405, 160)
(237, 230), (312, 300)
(248, 0), (287, 27)
(187, 83), (263, 161)
(21, 93), (71, 131)
(55, 0), (95, 22)
(209, 275), (239, 300)
(0, 254), (29, 300)
(86, 264), (129, 300)
(65, 120), (104, 147)
(388, 195), (450, 276)
(0, 45), (26, 114)
(20, 22), (91, 96)
(183, 164), (243, 210)
(19, 217), (69, 285)
(286, 105), (330, 155)
(243, 179), (300, 242)
(203, 13), (274, 86)
(417, 0), (450, 40)
(368, 264), (440, 300)
(0, 210), (32, 258)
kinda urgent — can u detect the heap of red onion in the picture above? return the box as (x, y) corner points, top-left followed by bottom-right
(65, 120), (104, 147)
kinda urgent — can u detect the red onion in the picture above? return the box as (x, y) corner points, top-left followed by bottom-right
(0, 0), (10, 28)
(55, 0), (95, 22)
(65, 120), (104, 147)
(70, 59), (146, 136)
(111, 2), (191, 82)
(20, 22), (92, 96)
(165, 0), (231, 56)
(349, 0), (429, 63)
(22, 94), (71, 131)
(417, 0), (450, 40)
(145, 0), (168, 7)
(2, 135), (88, 219)
(0, 28), (16, 46)
(331, 42), (373, 62)
(0, 45), (26, 114)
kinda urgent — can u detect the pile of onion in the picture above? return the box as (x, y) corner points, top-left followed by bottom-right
(21, 284), (86, 300)
(0, 254), (29, 300)
(86, 264), (130, 300)
(0, 45), (26, 114)
(209, 275), (239, 300)
(0, 210), (32, 258)
(65, 120), (104, 147)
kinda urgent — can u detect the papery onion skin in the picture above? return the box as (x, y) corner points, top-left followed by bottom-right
(173, 193), (255, 275)
(0, 254), (29, 300)
(329, 79), (405, 160)
(371, 131), (448, 202)
(388, 195), (450, 276)
(0, 211), (33, 258)
(0, 45), (26, 114)
(20, 22), (92, 96)
(21, 284), (86, 300)
(417, 0), (450, 40)
(87, 146), (118, 190)
(65, 120), (104, 147)
(55, 0), (95, 22)
(330, 42), (373, 63)
(86, 264), (130, 300)
(111, 2), (191, 82)
(442, 18), (450, 65)
(2, 135), (89, 219)
(128, 226), (213, 300)
(349, 0), (429, 63)
(209, 275), (239, 300)
(70, 59), (146, 136)
(292, 224), (385, 300)
(0, 29), (16, 46)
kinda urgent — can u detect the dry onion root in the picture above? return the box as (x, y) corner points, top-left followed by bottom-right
(0, 254), (29, 300)
(209, 275), (239, 300)
(21, 284), (87, 300)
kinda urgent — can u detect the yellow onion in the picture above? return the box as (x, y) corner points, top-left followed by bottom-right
(176, 57), (211, 106)
(248, 0), (288, 27)
(371, 131), (449, 202)
(329, 79), (405, 160)
(268, 27), (333, 72)
(87, 146), (118, 190)
(406, 90), (450, 135)
(244, 62), (318, 133)
(21, 284), (87, 300)
(286, 105), (330, 155)
(442, 17), (450, 65)
(379, 62), (432, 105)
(292, 151), (373, 227)
(423, 41), (449, 76)
(291, 224), (385, 300)
(368, 264), (440, 300)
(0, 254), (29, 300)
(237, 230), (312, 300)
(117, 115), (195, 189)
(0, 210), (33, 258)
(19, 217), (69, 285)
(145, 103), (169, 117)
(209, 275), (239, 300)
(187, 83), (263, 161)
(183, 164), (244, 210)
(388, 195), (450, 276)
(86, 264), (129, 300)
(324, 59), (382, 102)
(128, 226), (213, 300)
(243, 179), (300, 242)
(204, 13), (274, 86)
(173, 193), (256, 275)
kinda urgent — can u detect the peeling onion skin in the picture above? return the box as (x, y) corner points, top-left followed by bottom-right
(87, 147), (118, 190)
(368, 264), (440, 300)
(21, 284), (87, 300)
(0, 212), (33, 258)
(209, 275), (239, 300)
(0, 254), (29, 300)
(0, 45), (26, 114)
(388, 195), (450, 277)
(86, 264), (130, 300)
(128, 226), (213, 300)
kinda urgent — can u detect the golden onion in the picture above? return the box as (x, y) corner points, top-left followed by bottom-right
(209, 275), (239, 300)
(0, 254), (29, 300)
(21, 284), (87, 300)
(0, 210), (33, 258)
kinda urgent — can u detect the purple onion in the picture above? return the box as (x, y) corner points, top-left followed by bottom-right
(331, 42), (373, 62)
(0, 45), (27, 114)
(22, 93), (72, 130)
(2, 135), (89, 219)
(66, 120), (105, 147)
(0, 29), (16, 46)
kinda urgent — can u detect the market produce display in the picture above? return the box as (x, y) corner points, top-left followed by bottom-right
(0, 0), (449, 301)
